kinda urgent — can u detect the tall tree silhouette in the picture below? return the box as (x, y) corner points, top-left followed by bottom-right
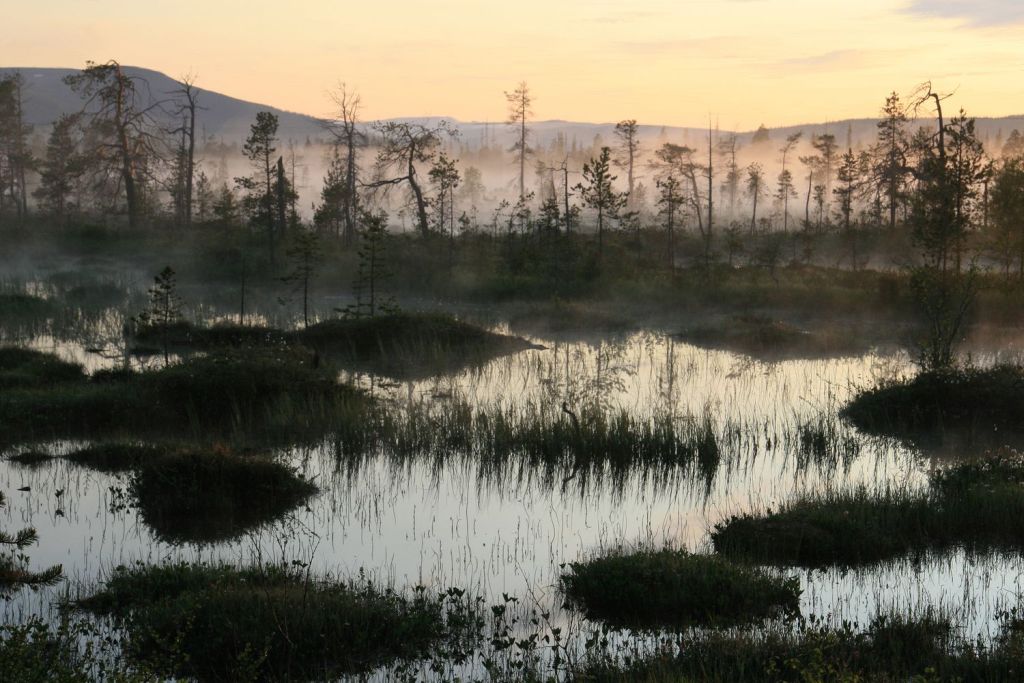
(65, 60), (166, 229)
(505, 82), (533, 201)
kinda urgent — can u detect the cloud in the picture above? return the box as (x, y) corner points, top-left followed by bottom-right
(610, 35), (750, 58)
(782, 50), (869, 68)
(589, 10), (665, 25)
(776, 48), (914, 71)
(904, 0), (1024, 26)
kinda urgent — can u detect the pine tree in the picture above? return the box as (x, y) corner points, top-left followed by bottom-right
(194, 170), (215, 223)
(988, 157), (1024, 278)
(575, 147), (626, 262)
(280, 230), (322, 328)
(344, 211), (397, 318)
(745, 163), (767, 235)
(139, 266), (183, 365)
(33, 114), (83, 224)
(614, 119), (641, 203)
(834, 149), (861, 268)
(656, 175), (684, 272)
(64, 61), (163, 229)
(873, 92), (911, 229)
(0, 72), (33, 224)
(505, 82), (533, 200)
(775, 169), (797, 230)
(313, 146), (349, 236)
(212, 184), (240, 228)
(237, 111), (279, 264)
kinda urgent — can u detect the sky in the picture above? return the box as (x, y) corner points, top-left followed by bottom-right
(4, 0), (1024, 129)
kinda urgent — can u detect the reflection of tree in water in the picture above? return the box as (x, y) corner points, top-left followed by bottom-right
(656, 336), (681, 418)
(540, 338), (636, 412)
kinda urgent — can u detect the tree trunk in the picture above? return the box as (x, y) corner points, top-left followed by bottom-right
(276, 157), (288, 240)
(185, 102), (195, 228)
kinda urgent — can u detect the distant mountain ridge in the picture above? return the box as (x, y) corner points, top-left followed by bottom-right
(5, 65), (1024, 151)
(4, 66), (326, 142)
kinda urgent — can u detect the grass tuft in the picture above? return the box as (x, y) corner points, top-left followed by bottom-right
(560, 547), (800, 628)
(843, 364), (1024, 444)
(712, 449), (1024, 566)
(76, 563), (475, 680)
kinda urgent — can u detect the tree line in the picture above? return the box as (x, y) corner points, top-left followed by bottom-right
(4, 64), (1024, 284)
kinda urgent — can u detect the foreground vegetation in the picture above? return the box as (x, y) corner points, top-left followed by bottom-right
(560, 547), (800, 628)
(0, 346), (370, 446)
(712, 450), (1024, 566)
(132, 311), (538, 379)
(843, 364), (1024, 445)
(579, 610), (1024, 682)
(337, 400), (724, 496)
(75, 563), (477, 680)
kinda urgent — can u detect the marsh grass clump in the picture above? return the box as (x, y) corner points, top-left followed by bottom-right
(136, 347), (344, 427)
(6, 450), (56, 468)
(60, 443), (317, 543)
(678, 314), (867, 360)
(76, 563), (476, 680)
(712, 450), (1024, 567)
(0, 347), (84, 389)
(843, 364), (1024, 444)
(0, 381), (138, 444)
(298, 312), (539, 378)
(560, 547), (800, 628)
(131, 320), (286, 352)
(130, 312), (537, 379)
(573, 611), (1024, 682)
(0, 347), (371, 445)
(63, 443), (162, 473)
(0, 292), (56, 323)
(795, 414), (862, 470)
(129, 449), (317, 544)
(0, 618), (122, 683)
(355, 401), (722, 495)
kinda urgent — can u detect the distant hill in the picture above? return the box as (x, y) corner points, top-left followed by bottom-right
(4, 66), (326, 143)
(4, 65), (1024, 152)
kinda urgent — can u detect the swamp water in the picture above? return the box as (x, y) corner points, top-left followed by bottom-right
(3, 319), (1024, 673)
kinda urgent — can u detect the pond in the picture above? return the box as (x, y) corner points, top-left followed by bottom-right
(4, 320), (1021, 660)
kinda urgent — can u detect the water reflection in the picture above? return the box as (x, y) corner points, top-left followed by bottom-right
(1, 322), (1021, 648)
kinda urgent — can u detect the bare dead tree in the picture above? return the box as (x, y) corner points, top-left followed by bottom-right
(367, 120), (455, 236)
(323, 83), (365, 245)
(169, 73), (203, 228)
(614, 119), (641, 203)
(778, 132), (803, 232)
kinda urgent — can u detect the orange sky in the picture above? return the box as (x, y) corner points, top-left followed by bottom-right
(5, 0), (1024, 128)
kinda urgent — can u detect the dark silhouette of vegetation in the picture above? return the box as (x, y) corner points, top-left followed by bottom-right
(1, 492), (62, 593)
(76, 563), (477, 680)
(561, 547), (799, 628)
(576, 611), (1024, 682)
(713, 450), (1024, 566)
(136, 266), (182, 364)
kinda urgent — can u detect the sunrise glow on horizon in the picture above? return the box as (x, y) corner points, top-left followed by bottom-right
(5, 0), (1024, 128)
